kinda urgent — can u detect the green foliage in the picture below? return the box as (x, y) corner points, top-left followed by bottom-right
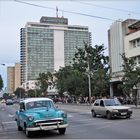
(55, 66), (88, 97)
(0, 75), (4, 90)
(73, 43), (110, 96)
(37, 72), (53, 93)
(55, 43), (110, 97)
(121, 53), (140, 94)
(27, 89), (35, 97)
(3, 93), (9, 99)
(14, 88), (25, 98)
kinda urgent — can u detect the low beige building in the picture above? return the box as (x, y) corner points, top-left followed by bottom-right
(7, 63), (21, 94)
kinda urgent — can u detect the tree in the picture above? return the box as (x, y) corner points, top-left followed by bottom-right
(55, 43), (110, 98)
(55, 66), (87, 97)
(37, 72), (53, 95)
(73, 43), (110, 97)
(3, 93), (9, 99)
(14, 87), (25, 98)
(121, 53), (140, 95)
(0, 75), (4, 90)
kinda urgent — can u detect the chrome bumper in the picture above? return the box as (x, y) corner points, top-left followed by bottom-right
(26, 124), (69, 131)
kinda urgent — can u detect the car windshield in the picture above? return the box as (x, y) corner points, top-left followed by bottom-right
(26, 100), (55, 110)
(104, 99), (121, 106)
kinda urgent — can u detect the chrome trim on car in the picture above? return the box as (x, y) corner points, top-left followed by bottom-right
(26, 124), (69, 131)
(34, 118), (63, 123)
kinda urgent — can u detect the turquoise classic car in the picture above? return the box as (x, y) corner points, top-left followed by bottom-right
(15, 97), (68, 137)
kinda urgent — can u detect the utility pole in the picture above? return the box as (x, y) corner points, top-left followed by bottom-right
(88, 61), (91, 105)
(87, 47), (92, 105)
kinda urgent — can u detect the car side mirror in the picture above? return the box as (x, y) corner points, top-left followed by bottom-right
(20, 109), (25, 112)
(55, 105), (58, 109)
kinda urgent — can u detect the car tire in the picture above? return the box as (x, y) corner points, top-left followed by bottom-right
(106, 111), (112, 119)
(126, 115), (131, 119)
(59, 128), (66, 135)
(24, 124), (32, 137)
(18, 125), (22, 131)
(91, 110), (96, 117)
(17, 121), (22, 131)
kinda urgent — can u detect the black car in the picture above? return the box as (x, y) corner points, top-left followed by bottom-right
(6, 99), (13, 105)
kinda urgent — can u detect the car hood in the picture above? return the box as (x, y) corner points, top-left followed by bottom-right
(105, 105), (130, 110)
(25, 108), (63, 120)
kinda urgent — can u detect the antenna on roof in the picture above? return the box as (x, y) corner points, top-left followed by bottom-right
(128, 13), (131, 18)
(62, 10), (64, 18)
(56, 6), (58, 17)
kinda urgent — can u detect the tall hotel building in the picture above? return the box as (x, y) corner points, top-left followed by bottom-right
(20, 16), (91, 84)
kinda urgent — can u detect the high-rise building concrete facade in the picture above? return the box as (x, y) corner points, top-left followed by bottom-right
(20, 16), (91, 84)
(7, 66), (15, 94)
(14, 63), (21, 91)
(7, 62), (21, 93)
(108, 19), (140, 96)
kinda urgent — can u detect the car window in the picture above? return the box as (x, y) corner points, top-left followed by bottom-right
(20, 102), (25, 110)
(26, 100), (55, 110)
(104, 99), (121, 106)
(100, 100), (104, 107)
(94, 100), (99, 106)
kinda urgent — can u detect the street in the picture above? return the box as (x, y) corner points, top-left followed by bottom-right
(0, 103), (140, 139)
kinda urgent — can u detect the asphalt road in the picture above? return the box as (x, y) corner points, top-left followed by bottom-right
(0, 103), (140, 139)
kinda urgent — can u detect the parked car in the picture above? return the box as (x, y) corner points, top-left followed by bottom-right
(15, 97), (68, 137)
(91, 98), (133, 119)
(6, 99), (13, 105)
(1, 99), (6, 103)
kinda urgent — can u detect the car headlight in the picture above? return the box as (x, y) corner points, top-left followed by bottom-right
(28, 116), (34, 121)
(128, 108), (132, 112)
(112, 109), (119, 112)
(61, 112), (67, 118)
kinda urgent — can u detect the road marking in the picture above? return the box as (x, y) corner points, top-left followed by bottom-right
(8, 114), (15, 118)
(1, 108), (5, 111)
(68, 114), (73, 118)
(0, 131), (18, 135)
(70, 120), (113, 128)
(96, 125), (112, 130)
(2, 121), (16, 124)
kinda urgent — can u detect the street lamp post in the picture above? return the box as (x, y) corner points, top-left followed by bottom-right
(88, 61), (91, 105)
(133, 85), (138, 107)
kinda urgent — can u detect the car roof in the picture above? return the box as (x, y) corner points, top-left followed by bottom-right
(20, 97), (52, 104)
(96, 98), (117, 101)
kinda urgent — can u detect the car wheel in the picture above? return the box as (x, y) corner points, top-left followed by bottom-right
(126, 115), (131, 119)
(24, 124), (32, 137)
(17, 121), (22, 131)
(59, 128), (66, 135)
(18, 125), (22, 131)
(106, 111), (112, 119)
(91, 110), (96, 117)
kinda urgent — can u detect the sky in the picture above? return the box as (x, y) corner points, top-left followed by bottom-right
(0, 0), (140, 89)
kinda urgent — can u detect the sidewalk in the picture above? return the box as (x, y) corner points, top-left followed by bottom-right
(124, 104), (140, 109)
(56, 102), (140, 109)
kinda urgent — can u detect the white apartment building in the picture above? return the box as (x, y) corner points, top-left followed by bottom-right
(108, 19), (139, 97)
(21, 80), (58, 95)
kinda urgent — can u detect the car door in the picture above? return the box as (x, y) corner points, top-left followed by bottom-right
(93, 99), (100, 114)
(18, 102), (26, 128)
(99, 100), (106, 116)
